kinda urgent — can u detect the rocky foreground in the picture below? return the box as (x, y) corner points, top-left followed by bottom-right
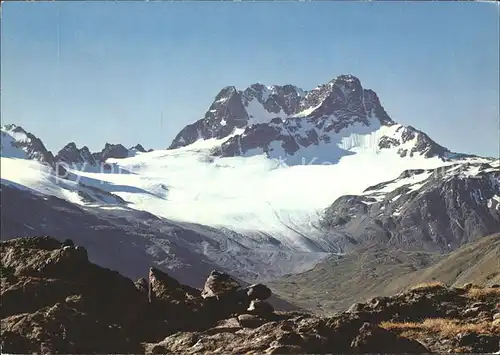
(1, 237), (499, 354)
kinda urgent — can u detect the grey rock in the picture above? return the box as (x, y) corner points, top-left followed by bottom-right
(55, 142), (98, 167)
(201, 270), (242, 300)
(247, 299), (274, 316)
(246, 284), (272, 301)
(95, 143), (129, 161)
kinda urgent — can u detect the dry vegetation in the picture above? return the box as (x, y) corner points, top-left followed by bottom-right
(407, 281), (445, 291)
(381, 318), (495, 338)
(467, 286), (500, 300)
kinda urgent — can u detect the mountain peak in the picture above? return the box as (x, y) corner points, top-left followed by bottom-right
(167, 74), (450, 163)
(55, 142), (97, 167)
(330, 74), (363, 94)
(1, 124), (55, 165)
(63, 142), (78, 150)
(214, 86), (239, 101)
(131, 144), (147, 153)
(331, 73), (360, 83)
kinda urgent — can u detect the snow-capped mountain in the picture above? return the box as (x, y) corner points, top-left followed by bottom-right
(56, 142), (99, 167)
(169, 83), (305, 149)
(170, 75), (454, 164)
(321, 161), (500, 251)
(1, 74), (498, 285)
(55, 142), (153, 169)
(1, 124), (152, 170)
(0, 124), (56, 166)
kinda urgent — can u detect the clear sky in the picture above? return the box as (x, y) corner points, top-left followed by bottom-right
(2, 1), (499, 157)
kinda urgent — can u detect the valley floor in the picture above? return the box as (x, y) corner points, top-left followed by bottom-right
(269, 233), (500, 314)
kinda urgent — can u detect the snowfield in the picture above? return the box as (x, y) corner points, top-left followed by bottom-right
(2, 126), (484, 250)
(1, 122), (496, 280)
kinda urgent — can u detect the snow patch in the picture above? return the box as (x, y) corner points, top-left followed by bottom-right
(245, 98), (287, 125)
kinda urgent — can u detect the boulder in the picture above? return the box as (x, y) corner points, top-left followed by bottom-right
(201, 270), (241, 300)
(146, 267), (206, 330)
(247, 300), (275, 317)
(246, 283), (272, 301)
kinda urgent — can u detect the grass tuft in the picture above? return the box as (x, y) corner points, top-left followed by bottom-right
(408, 281), (445, 292)
(467, 287), (500, 300)
(381, 318), (494, 338)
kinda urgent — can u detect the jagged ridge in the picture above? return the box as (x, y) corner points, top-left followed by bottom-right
(168, 74), (454, 163)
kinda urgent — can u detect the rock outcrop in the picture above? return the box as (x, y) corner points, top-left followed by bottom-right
(1, 236), (146, 354)
(2, 236), (499, 354)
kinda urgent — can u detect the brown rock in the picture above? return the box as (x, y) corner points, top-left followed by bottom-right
(351, 322), (428, 353)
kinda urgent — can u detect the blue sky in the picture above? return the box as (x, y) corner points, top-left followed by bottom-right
(2, 1), (499, 157)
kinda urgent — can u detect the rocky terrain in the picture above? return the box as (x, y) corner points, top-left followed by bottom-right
(2, 236), (500, 354)
(270, 233), (500, 314)
(320, 161), (500, 252)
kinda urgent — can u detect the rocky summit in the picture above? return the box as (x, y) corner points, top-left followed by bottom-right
(168, 74), (452, 162)
(2, 236), (499, 354)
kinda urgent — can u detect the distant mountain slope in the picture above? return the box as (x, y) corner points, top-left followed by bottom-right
(269, 233), (500, 314)
(0, 181), (327, 285)
(398, 232), (500, 287)
(0, 183), (214, 286)
(320, 160), (500, 251)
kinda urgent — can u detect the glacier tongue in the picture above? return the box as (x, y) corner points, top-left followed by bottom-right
(62, 129), (467, 249)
